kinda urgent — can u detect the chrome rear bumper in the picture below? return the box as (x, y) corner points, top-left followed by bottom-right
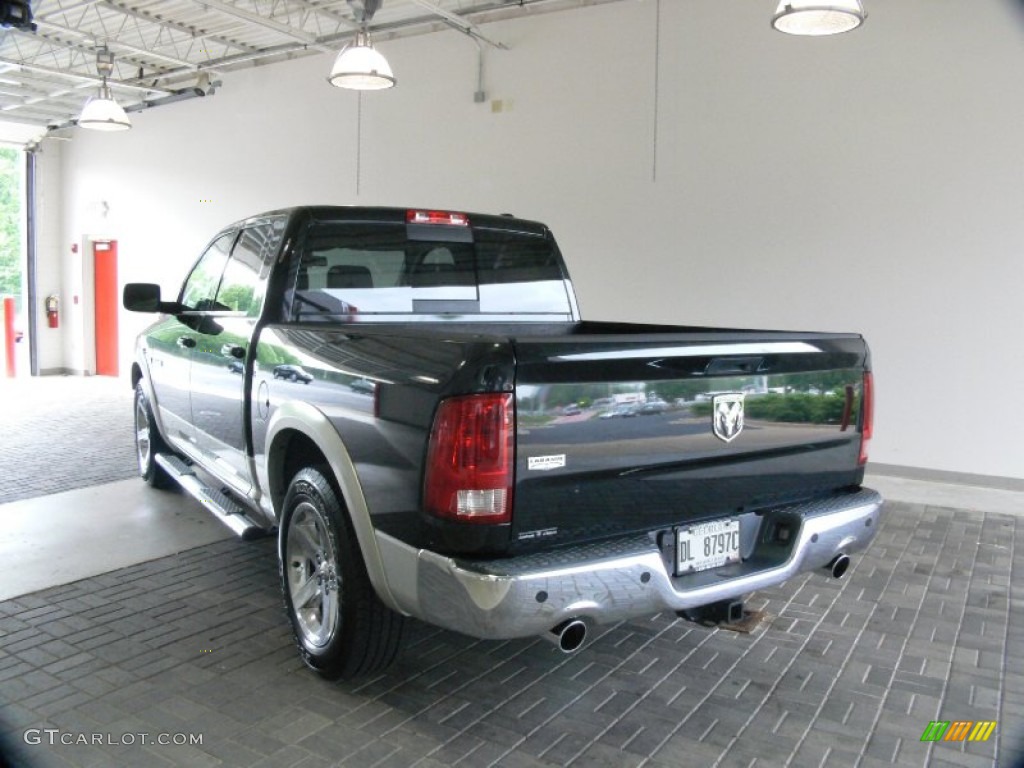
(376, 488), (882, 640)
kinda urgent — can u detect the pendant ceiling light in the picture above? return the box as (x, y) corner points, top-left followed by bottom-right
(79, 47), (131, 131)
(772, 1), (866, 36)
(328, 29), (395, 91)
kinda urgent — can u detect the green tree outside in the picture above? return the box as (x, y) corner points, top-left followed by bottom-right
(0, 148), (22, 311)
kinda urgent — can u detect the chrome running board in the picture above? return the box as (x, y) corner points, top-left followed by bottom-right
(155, 453), (267, 540)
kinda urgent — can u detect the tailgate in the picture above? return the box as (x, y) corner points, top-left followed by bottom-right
(511, 332), (869, 550)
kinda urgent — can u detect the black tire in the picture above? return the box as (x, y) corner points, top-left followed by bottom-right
(134, 383), (173, 489)
(290, 373), (298, 382)
(279, 467), (405, 680)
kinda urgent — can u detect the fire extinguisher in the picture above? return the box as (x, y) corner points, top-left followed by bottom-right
(45, 295), (59, 329)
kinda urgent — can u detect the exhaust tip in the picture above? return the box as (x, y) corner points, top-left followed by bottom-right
(828, 553), (851, 579)
(547, 619), (588, 653)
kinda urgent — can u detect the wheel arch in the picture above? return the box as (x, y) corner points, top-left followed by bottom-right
(265, 402), (403, 615)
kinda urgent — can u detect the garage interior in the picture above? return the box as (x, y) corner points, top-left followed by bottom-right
(1, 1), (1023, 766)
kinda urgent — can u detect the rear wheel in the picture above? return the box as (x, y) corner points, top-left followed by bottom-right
(134, 384), (172, 489)
(279, 467), (405, 679)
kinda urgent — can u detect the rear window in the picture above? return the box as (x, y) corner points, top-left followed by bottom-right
(291, 222), (573, 319)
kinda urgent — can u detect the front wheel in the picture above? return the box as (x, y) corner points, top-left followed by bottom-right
(134, 384), (172, 489)
(279, 467), (405, 679)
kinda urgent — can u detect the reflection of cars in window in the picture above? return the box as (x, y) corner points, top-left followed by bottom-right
(349, 378), (376, 395)
(273, 364), (313, 384)
(599, 404), (638, 419)
(562, 403), (581, 415)
(227, 360), (244, 375)
(639, 399), (668, 415)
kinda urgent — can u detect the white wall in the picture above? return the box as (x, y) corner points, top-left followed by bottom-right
(31, 142), (65, 373)
(48, 0), (1024, 480)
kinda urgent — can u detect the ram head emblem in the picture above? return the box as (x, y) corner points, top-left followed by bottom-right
(712, 393), (745, 443)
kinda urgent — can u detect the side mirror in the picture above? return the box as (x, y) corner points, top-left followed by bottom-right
(123, 283), (182, 314)
(123, 283), (161, 312)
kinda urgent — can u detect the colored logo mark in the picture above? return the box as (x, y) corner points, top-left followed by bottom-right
(920, 721), (996, 742)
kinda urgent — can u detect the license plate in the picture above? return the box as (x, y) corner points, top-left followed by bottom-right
(676, 518), (741, 575)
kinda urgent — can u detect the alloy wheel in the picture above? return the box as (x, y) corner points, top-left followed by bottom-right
(135, 397), (151, 474)
(285, 501), (340, 648)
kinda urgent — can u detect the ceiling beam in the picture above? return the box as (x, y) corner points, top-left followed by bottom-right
(100, 1), (261, 56)
(7, 26), (164, 77)
(406, 0), (508, 49)
(1, 98), (82, 116)
(0, 111), (65, 126)
(33, 19), (200, 71)
(34, 0), (104, 22)
(0, 56), (172, 95)
(290, 0), (359, 31)
(192, 0), (335, 52)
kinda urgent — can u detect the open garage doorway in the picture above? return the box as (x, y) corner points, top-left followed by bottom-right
(0, 147), (25, 378)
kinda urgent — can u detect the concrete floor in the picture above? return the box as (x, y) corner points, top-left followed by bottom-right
(1, 376), (1023, 768)
(0, 480), (232, 602)
(866, 475), (1024, 518)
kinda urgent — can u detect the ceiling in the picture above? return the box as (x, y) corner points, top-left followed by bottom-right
(0, 0), (622, 145)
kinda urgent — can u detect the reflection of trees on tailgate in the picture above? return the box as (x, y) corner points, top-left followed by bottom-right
(785, 371), (857, 393)
(692, 392), (858, 425)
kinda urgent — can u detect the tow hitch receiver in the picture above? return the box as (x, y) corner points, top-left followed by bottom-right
(677, 599), (745, 626)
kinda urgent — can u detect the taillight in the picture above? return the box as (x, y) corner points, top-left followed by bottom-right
(859, 372), (874, 465)
(425, 393), (514, 524)
(407, 209), (469, 227)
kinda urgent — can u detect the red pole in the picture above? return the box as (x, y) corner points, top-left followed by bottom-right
(3, 296), (15, 378)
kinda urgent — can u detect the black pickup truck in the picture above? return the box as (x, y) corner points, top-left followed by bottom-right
(124, 206), (881, 679)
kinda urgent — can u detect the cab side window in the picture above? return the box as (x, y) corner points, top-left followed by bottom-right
(217, 220), (284, 316)
(180, 233), (235, 311)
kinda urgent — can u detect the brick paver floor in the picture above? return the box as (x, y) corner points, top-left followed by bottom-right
(1, 500), (1020, 768)
(0, 376), (135, 504)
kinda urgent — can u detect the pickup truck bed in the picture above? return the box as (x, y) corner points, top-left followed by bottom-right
(125, 206), (881, 678)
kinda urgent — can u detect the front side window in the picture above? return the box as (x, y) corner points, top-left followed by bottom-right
(217, 218), (285, 316)
(180, 233), (234, 311)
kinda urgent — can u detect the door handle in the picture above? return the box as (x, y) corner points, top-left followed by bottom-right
(176, 336), (196, 349)
(221, 344), (246, 359)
